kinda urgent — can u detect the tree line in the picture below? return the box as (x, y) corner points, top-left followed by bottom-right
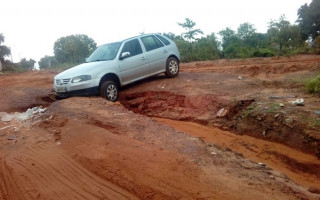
(0, 0), (319, 70)
(169, 0), (320, 62)
(0, 34), (97, 71)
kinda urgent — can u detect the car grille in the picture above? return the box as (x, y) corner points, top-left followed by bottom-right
(55, 78), (71, 85)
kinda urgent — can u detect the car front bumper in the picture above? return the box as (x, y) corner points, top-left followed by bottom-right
(53, 78), (100, 98)
(55, 86), (99, 98)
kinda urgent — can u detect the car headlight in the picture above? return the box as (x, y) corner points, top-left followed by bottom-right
(72, 75), (91, 83)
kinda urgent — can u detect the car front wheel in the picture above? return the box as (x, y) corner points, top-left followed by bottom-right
(165, 57), (179, 78)
(100, 81), (119, 102)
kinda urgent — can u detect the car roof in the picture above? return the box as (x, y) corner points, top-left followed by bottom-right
(121, 33), (162, 42)
(99, 33), (167, 47)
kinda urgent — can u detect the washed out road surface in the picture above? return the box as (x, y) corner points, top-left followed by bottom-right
(0, 55), (320, 199)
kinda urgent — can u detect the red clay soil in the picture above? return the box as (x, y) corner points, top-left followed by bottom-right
(0, 55), (320, 199)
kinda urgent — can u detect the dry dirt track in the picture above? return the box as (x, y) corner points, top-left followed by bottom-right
(0, 55), (320, 199)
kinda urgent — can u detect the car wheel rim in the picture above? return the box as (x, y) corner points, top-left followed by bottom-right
(169, 60), (178, 74)
(106, 84), (117, 101)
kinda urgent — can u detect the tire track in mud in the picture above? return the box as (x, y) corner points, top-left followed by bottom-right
(1, 143), (139, 200)
(0, 159), (8, 200)
(0, 158), (24, 200)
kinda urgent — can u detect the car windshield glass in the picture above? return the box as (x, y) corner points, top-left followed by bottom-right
(86, 42), (121, 62)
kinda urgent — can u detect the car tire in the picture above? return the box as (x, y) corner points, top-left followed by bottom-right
(100, 81), (119, 102)
(165, 57), (179, 78)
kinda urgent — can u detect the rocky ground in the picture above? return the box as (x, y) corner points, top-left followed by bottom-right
(0, 55), (320, 199)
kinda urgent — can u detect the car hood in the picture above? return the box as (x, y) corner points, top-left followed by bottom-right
(54, 61), (114, 79)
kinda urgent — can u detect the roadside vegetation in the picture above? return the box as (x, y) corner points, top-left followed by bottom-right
(306, 73), (320, 94)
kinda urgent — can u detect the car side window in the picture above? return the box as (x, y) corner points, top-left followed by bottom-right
(156, 35), (170, 45)
(141, 35), (164, 52)
(121, 39), (143, 58)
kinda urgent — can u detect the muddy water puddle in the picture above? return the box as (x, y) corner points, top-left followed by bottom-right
(154, 117), (320, 189)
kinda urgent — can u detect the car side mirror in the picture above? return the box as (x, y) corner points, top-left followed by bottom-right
(120, 52), (130, 60)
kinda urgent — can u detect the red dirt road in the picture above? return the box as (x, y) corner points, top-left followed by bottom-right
(0, 55), (320, 199)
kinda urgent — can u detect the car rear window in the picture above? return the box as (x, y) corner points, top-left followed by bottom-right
(156, 35), (171, 45)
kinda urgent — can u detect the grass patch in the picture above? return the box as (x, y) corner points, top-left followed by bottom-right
(241, 102), (282, 118)
(311, 118), (320, 128)
(242, 104), (260, 118)
(306, 73), (320, 94)
(307, 118), (320, 129)
(266, 103), (281, 113)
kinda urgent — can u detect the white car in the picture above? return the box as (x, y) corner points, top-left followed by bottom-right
(53, 33), (180, 102)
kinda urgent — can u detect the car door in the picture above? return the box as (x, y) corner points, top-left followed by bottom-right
(140, 35), (168, 75)
(118, 38), (149, 84)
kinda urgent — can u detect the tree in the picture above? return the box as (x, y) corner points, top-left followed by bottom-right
(177, 18), (203, 42)
(39, 55), (57, 69)
(193, 33), (221, 60)
(297, 0), (320, 40)
(254, 33), (269, 48)
(0, 33), (11, 63)
(237, 23), (256, 47)
(313, 35), (320, 54)
(163, 32), (176, 40)
(219, 28), (238, 49)
(54, 34), (97, 64)
(176, 18), (204, 61)
(268, 15), (302, 53)
(219, 27), (242, 58)
(19, 58), (36, 70)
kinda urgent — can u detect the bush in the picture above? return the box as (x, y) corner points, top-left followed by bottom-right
(306, 74), (320, 93)
(253, 49), (275, 57)
(314, 35), (320, 54)
(1, 60), (27, 72)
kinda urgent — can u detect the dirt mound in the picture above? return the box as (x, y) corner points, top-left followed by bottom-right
(242, 62), (320, 77)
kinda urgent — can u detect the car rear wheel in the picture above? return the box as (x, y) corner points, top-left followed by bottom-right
(165, 57), (179, 78)
(100, 81), (119, 102)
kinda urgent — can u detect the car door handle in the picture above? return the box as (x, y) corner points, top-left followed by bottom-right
(141, 56), (146, 60)
(164, 49), (168, 53)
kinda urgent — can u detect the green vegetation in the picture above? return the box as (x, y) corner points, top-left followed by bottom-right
(168, 0), (320, 62)
(1, 34), (36, 72)
(38, 34), (96, 70)
(297, 0), (320, 41)
(311, 118), (320, 127)
(266, 103), (281, 113)
(241, 102), (282, 118)
(38, 56), (57, 69)
(53, 34), (96, 64)
(306, 73), (320, 94)
(241, 105), (260, 118)
(305, 116), (320, 129)
(171, 15), (308, 62)
(0, 33), (11, 70)
(19, 58), (36, 71)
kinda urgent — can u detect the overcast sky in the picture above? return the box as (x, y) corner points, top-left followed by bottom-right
(1, 0), (312, 62)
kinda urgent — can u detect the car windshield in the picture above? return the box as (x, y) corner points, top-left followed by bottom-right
(86, 42), (121, 62)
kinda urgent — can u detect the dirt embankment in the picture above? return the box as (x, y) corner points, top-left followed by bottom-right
(119, 55), (320, 157)
(0, 55), (320, 199)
